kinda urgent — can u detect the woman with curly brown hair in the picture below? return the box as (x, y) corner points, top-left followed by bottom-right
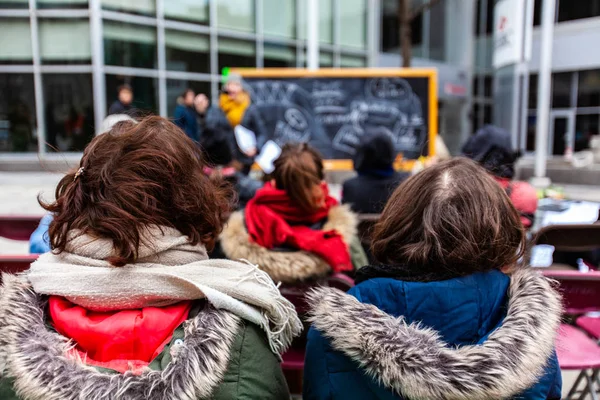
(303, 158), (562, 400)
(0, 117), (301, 400)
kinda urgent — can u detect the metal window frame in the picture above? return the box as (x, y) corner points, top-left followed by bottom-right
(0, 0), (372, 159)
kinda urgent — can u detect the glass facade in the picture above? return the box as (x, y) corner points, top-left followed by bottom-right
(0, 0), (371, 155)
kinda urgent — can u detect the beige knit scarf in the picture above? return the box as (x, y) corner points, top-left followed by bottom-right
(27, 226), (302, 355)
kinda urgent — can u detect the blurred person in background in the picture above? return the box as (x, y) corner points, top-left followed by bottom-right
(6, 116), (300, 400)
(462, 125), (537, 229)
(173, 88), (198, 141)
(220, 143), (367, 284)
(342, 133), (410, 214)
(194, 93), (234, 147)
(303, 158), (561, 400)
(219, 74), (268, 174)
(108, 84), (135, 117)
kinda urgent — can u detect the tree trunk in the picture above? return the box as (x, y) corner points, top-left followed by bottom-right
(399, 0), (412, 67)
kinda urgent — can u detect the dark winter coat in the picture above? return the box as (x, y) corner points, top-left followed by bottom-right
(303, 268), (562, 400)
(0, 274), (290, 400)
(108, 100), (136, 117)
(174, 101), (199, 141)
(342, 172), (409, 214)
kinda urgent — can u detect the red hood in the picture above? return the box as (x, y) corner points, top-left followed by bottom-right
(49, 296), (192, 374)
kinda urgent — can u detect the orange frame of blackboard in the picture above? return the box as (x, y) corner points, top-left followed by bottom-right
(231, 68), (438, 171)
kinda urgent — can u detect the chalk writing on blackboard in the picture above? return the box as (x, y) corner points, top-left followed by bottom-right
(244, 75), (430, 159)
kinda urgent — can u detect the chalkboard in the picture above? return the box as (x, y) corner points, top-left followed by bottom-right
(235, 69), (437, 161)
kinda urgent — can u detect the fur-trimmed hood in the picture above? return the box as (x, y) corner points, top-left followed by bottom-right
(306, 268), (562, 400)
(220, 205), (358, 283)
(0, 274), (241, 400)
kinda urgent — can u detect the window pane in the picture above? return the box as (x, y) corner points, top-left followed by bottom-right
(533, 0), (542, 26)
(39, 19), (91, 65)
(484, 75), (493, 97)
(101, 0), (155, 16)
(299, 0), (332, 44)
(0, 19), (32, 64)
(0, 0), (28, 8)
(264, 42), (296, 68)
(166, 79), (211, 118)
(558, 0), (600, 22)
(0, 73), (36, 152)
(578, 69), (600, 107)
(528, 74), (538, 109)
(165, 29), (209, 73)
(300, 50), (333, 67)
(263, 0), (295, 39)
(340, 0), (366, 48)
(526, 114), (537, 151)
(217, 0), (255, 33)
(218, 37), (255, 73)
(552, 72), (572, 108)
(103, 21), (157, 69)
(575, 114), (599, 152)
(381, 0), (398, 52)
(483, 104), (492, 124)
(37, 0), (87, 8)
(43, 74), (94, 152)
(340, 54), (366, 67)
(429, 0), (445, 61)
(164, 0), (209, 24)
(106, 75), (158, 115)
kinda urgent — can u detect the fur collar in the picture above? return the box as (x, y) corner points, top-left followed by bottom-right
(307, 268), (562, 400)
(0, 274), (241, 400)
(220, 205), (358, 283)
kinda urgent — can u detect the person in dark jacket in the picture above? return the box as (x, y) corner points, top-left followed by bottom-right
(304, 158), (562, 400)
(219, 74), (269, 174)
(194, 93), (236, 154)
(108, 84), (136, 116)
(342, 133), (409, 214)
(173, 88), (198, 141)
(462, 125), (538, 228)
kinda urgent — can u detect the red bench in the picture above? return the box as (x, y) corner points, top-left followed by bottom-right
(0, 215), (43, 241)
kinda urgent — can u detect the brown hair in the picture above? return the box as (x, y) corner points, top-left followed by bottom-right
(272, 143), (325, 212)
(371, 158), (525, 276)
(40, 116), (233, 266)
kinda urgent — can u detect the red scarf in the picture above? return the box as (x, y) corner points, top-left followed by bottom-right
(245, 182), (352, 273)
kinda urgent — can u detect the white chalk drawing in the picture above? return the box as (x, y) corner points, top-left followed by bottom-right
(247, 81), (315, 145)
(246, 77), (427, 157)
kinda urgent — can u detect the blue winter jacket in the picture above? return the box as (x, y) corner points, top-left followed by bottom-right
(29, 213), (52, 254)
(174, 103), (198, 141)
(303, 270), (562, 400)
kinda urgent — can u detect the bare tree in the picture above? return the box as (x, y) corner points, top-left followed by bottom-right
(398, 0), (444, 67)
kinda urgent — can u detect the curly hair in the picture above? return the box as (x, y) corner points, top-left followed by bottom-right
(40, 116), (233, 266)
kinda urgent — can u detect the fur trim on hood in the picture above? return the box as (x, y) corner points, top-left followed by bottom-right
(220, 205), (358, 283)
(0, 274), (241, 400)
(307, 268), (562, 400)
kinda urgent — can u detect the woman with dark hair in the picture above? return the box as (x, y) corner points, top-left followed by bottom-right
(303, 158), (562, 400)
(0, 117), (301, 399)
(220, 143), (367, 283)
(462, 125), (538, 228)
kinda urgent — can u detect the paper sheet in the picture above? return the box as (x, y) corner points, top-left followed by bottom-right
(255, 140), (282, 174)
(540, 201), (600, 227)
(234, 125), (257, 153)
